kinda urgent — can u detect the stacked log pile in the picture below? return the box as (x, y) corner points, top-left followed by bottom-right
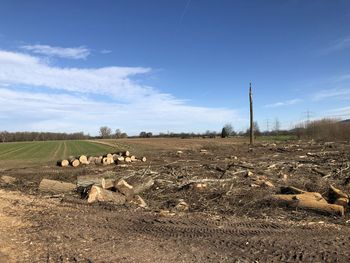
(57, 151), (147, 167)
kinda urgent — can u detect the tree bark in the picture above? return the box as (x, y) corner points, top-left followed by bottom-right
(39, 179), (76, 194)
(88, 186), (126, 204)
(132, 177), (155, 194)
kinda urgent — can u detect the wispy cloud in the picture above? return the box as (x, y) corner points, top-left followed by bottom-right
(100, 49), (112, 54)
(0, 50), (240, 134)
(20, 44), (90, 59)
(326, 106), (350, 119)
(264, 98), (301, 108)
(313, 87), (350, 101)
(323, 36), (350, 53)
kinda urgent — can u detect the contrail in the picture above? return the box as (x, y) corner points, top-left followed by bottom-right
(179, 0), (192, 24)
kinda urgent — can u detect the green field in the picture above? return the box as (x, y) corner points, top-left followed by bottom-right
(0, 140), (120, 168)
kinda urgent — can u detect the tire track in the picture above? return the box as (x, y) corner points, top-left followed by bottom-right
(50, 141), (63, 160)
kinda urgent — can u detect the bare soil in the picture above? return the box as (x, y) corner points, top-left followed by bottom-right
(1, 138), (350, 262)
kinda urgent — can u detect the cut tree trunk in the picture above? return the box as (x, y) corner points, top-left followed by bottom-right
(271, 192), (344, 216)
(115, 179), (134, 200)
(94, 157), (102, 164)
(124, 157), (132, 163)
(87, 156), (96, 163)
(1, 175), (17, 184)
(77, 175), (103, 188)
(39, 179), (76, 194)
(130, 155), (136, 162)
(140, 156), (147, 162)
(68, 156), (80, 167)
(102, 157), (110, 165)
(79, 155), (88, 164)
(132, 177), (155, 195)
(122, 151), (130, 157)
(102, 178), (115, 189)
(58, 159), (69, 167)
(116, 156), (125, 162)
(88, 186), (126, 204)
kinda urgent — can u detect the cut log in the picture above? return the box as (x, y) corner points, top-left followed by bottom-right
(88, 186), (126, 204)
(106, 153), (113, 159)
(94, 156), (102, 164)
(122, 151), (130, 157)
(77, 175), (103, 188)
(115, 179), (134, 200)
(68, 156), (80, 167)
(116, 156), (125, 162)
(101, 178), (115, 189)
(112, 154), (119, 161)
(79, 155), (88, 164)
(87, 156), (96, 163)
(271, 192), (344, 216)
(58, 159), (69, 167)
(107, 156), (114, 164)
(102, 157), (110, 165)
(1, 175), (17, 184)
(140, 156), (147, 162)
(130, 155), (136, 162)
(39, 179), (76, 194)
(124, 157), (132, 163)
(133, 177), (154, 195)
(130, 195), (147, 208)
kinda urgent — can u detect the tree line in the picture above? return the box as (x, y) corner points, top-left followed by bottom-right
(0, 131), (89, 143)
(2, 118), (348, 143)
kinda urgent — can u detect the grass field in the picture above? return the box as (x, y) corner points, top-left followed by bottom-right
(0, 140), (119, 168)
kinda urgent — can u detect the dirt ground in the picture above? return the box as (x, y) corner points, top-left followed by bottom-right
(1, 138), (350, 262)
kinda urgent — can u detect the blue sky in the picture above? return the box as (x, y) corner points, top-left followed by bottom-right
(0, 0), (350, 135)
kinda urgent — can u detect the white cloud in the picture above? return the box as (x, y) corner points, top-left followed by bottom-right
(0, 50), (152, 101)
(264, 99), (301, 108)
(20, 44), (90, 59)
(0, 49), (240, 134)
(0, 87), (240, 134)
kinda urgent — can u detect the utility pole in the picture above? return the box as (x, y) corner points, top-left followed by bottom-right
(249, 83), (254, 145)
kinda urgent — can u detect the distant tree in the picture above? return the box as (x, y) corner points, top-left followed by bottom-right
(221, 123), (236, 138)
(254, 121), (261, 136)
(120, 132), (128, 138)
(115, 129), (122, 138)
(245, 121), (261, 137)
(139, 131), (147, 138)
(99, 126), (112, 138)
(139, 131), (152, 138)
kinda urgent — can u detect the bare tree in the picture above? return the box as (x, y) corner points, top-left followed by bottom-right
(99, 126), (112, 138)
